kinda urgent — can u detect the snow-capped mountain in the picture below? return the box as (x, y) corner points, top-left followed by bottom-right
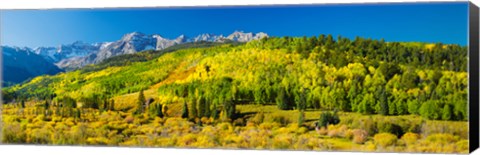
(33, 41), (101, 63)
(4, 31), (268, 72)
(153, 34), (185, 51)
(54, 31), (268, 70)
(192, 33), (226, 42)
(227, 31), (269, 42)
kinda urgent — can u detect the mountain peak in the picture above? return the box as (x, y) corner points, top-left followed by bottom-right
(177, 34), (186, 39)
(126, 31), (144, 36)
(232, 30), (245, 34)
(29, 30), (269, 70)
(122, 31), (148, 41)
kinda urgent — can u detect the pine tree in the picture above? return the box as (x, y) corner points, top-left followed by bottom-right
(276, 88), (291, 110)
(211, 104), (218, 119)
(109, 99), (115, 111)
(347, 83), (358, 111)
(162, 104), (168, 117)
(298, 110), (305, 127)
(103, 99), (108, 111)
(156, 104), (164, 118)
(442, 104), (452, 120)
(378, 87), (389, 115)
(74, 109), (81, 121)
(190, 96), (198, 119)
(136, 90), (146, 114)
(181, 102), (189, 119)
(148, 103), (156, 117)
(227, 100), (236, 120)
(204, 99), (211, 118)
(197, 96), (205, 118)
(44, 100), (50, 110)
(20, 100), (25, 108)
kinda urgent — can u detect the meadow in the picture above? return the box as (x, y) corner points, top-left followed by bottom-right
(2, 35), (469, 153)
(1, 103), (468, 153)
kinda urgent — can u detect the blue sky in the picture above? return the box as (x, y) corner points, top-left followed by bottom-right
(0, 2), (468, 48)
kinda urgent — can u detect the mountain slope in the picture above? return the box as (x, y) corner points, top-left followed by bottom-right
(2, 46), (63, 86)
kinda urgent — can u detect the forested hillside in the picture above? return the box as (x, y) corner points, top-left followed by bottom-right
(3, 35), (467, 121)
(1, 35), (468, 153)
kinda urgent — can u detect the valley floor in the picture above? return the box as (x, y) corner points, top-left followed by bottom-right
(1, 103), (469, 154)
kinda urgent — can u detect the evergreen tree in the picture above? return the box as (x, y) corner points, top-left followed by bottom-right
(148, 103), (156, 118)
(276, 88), (291, 110)
(298, 110), (305, 127)
(74, 109), (82, 120)
(44, 100), (50, 110)
(378, 87), (389, 115)
(182, 102), (189, 119)
(318, 110), (340, 127)
(109, 99), (115, 111)
(204, 99), (211, 118)
(407, 99), (419, 115)
(295, 89), (307, 111)
(156, 104), (164, 118)
(20, 100), (25, 108)
(442, 104), (453, 120)
(225, 99), (236, 120)
(347, 83), (358, 111)
(136, 90), (146, 114)
(197, 96), (206, 118)
(190, 96), (198, 119)
(211, 104), (218, 119)
(162, 104), (168, 117)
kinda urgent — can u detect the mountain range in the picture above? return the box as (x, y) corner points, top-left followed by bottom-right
(2, 46), (63, 86)
(1, 31), (268, 86)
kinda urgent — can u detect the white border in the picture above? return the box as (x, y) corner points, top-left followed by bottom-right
(0, 0), (478, 155)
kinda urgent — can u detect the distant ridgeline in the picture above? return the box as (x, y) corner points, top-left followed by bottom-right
(2, 34), (467, 121)
(1, 31), (267, 87)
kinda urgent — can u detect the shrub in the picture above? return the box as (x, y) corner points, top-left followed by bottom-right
(200, 117), (212, 125)
(271, 115), (290, 126)
(455, 140), (469, 153)
(317, 110), (340, 127)
(377, 121), (403, 137)
(124, 115), (134, 124)
(401, 132), (420, 145)
(216, 122), (234, 132)
(425, 133), (460, 145)
(344, 130), (354, 140)
(374, 133), (397, 148)
(29, 128), (51, 144)
(2, 122), (26, 143)
(272, 134), (292, 149)
(248, 112), (265, 125)
(317, 127), (328, 136)
(259, 122), (281, 130)
(352, 129), (368, 144)
(233, 118), (246, 126)
(327, 128), (341, 138)
(327, 125), (347, 138)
